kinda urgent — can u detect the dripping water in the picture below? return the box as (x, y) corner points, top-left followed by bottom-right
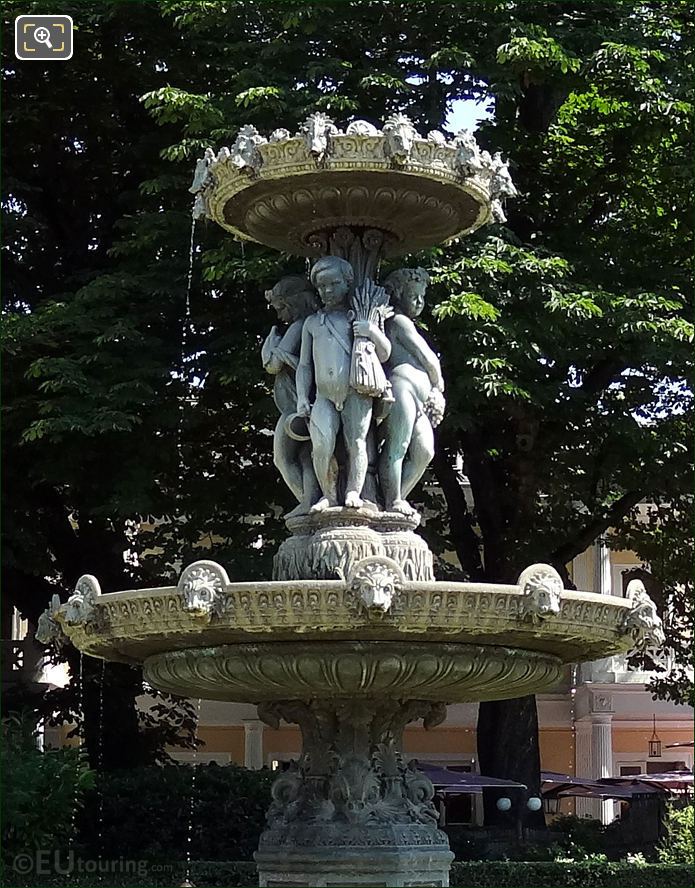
(69, 651), (85, 856)
(182, 697), (203, 888)
(570, 663), (578, 778)
(176, 219), (201, 888)
(96, 658), (106, 873)
(175, 217), (198, 568)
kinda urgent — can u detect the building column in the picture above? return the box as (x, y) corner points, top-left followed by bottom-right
(575, 691), (615, 824)
(595, 537), (612, 596)
(591, 714), (615, 825)
(243, 719), (264, 770)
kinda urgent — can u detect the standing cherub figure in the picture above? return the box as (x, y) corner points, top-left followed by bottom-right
(262, 276), (320, 517)
(296, 256), (391, 511)
(379, 268), (445, 515)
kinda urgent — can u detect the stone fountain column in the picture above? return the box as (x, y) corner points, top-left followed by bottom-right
(255, 698), (453, 887)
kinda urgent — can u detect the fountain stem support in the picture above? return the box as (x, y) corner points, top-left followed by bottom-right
(255, 697), (454, 887)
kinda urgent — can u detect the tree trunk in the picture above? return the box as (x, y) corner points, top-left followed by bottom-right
(477, 696), (545, 828)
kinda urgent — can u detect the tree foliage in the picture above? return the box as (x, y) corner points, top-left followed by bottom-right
(3, 0), (692, 787)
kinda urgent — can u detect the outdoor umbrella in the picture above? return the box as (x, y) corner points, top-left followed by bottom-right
(417, 762), (527, 794)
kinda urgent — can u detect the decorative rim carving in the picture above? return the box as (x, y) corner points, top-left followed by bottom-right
(52, 574), (651, 666)
(190, 114), (515, 257)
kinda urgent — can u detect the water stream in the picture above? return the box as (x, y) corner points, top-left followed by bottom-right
(182, 697), (203, 887)
(96, 658), (106, 871)
(69, 651), (85, 857)
(175, 216), (198, 568)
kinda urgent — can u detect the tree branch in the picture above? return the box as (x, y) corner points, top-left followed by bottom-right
(550, 489), (644, 567)
(581, 355), (627, 395)
(432, 448), (484, 580)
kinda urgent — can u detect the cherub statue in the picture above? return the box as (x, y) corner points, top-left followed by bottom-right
(296, 256), (391, 511)
(378, 269), (445, 515)
(262, 276), (320, 517)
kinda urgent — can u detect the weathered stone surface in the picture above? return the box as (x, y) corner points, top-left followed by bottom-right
(254, 696), (453, 886)
(142, 641), (563, 702)
(191, 115), (507, 257)
(274, 512), (434, 582)
(53, 573), (652, 666)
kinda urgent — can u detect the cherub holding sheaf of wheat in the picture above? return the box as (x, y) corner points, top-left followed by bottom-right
(296, 257), (391, 511)
(349, 278), (394, 398)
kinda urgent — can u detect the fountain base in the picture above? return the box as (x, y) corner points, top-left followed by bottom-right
(256, 843), (453, 887)
(254, 697), (453, 887)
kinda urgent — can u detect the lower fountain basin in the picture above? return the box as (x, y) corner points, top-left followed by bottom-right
(54, 567), (640, 672)
(143, 641), (563, 702)
(40, 561), (659, 888)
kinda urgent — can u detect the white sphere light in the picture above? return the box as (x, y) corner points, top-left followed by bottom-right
(496, 797), (512, 812)
(527, 796), (542, 811)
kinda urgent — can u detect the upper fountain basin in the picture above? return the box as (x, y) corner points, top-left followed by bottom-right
(190, 115), (517, 256)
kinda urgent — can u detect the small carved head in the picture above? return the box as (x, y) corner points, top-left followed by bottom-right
(348, 556), (405, 614)
(622, 579), (665, 650)
(383, 267), (429, 318)
(178, 560), (229, 619)
(383, 113), (417, 163)
(300, 113), (339, 160)
(230, 125), (266, 174)
(518, 564), (563, 621)
(64, 575), (102, 627)
(36, 593), (66, 647)
(309, 255), (354, 307)
(452, 129), (483, 176)
(266, 275), (317, 323)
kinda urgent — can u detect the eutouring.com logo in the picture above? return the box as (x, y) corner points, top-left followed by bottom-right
(12, 850), (174, 878)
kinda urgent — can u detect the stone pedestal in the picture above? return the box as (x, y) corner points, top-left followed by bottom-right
(254, 697), (453, 887)
(274, 507), (434, 582)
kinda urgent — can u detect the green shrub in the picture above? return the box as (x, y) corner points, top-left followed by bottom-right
(1, 715), (93, 865)
(657, 803), (694, 865)
(4, 860), (693, 887)
(549, 814), (608, 859)
(77, 762), (273, 862)
(449, 861), (695, 887)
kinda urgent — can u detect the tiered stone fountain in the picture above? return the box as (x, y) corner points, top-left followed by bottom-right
(37, 113), (664, 888)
